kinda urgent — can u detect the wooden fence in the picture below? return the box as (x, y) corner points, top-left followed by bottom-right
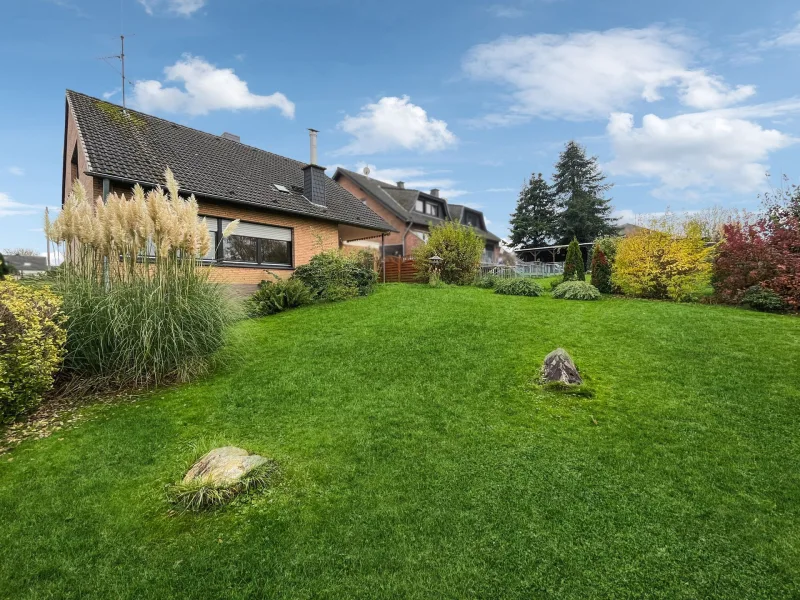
(383, 257), (418, 283)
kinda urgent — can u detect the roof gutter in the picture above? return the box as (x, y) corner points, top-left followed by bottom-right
(86, 171), (398, 234)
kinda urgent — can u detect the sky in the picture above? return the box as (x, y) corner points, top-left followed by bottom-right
(2, 0), (800, 255)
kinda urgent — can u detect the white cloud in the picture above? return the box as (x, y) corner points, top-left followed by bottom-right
(463, 27), (756, 122)
(8, 166), (24, 176)
(762, 12), (800, 48)
(607, 111), (795, 192)
(487, 5), (525, 18)
(131, 55), (294, 117)
(138, 0), (205, 17)
(103, 88), (120, 100)
(484, 187), (515, 193)
(0, 193), (39, 217)
(337, 96), (457, 154)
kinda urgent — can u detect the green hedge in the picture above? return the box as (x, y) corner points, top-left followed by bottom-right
(494, 278), (543, 297)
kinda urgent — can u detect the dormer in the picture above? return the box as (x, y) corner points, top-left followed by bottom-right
(462, 208), (484, 230)
(413, 194), (446, 219)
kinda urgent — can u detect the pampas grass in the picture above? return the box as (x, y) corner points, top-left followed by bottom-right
(47, 169), (234, 391)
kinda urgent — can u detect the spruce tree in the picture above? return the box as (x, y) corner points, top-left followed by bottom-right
(552, 141), (618, 243)
(509, 173), (557, 249)
(563, 237), (585, 282)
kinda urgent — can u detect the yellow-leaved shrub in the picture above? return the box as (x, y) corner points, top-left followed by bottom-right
(612, 221), (713, 301)
(0, 281), (67, 422)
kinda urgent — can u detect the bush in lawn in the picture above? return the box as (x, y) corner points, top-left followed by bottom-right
(563, 237), (585, 282)
(613, 222), (713, 302)
(412, 221), (484, 285)
(494, 278), (543, 297)
(552, 280), (601, 301)
(292, 249), (377, 301)
(248, 277), (313, 316)
(475, 274), (499, 289)
(590, 246), (613, 293)
(46, 172), (233, 390)
(740, 285), (787, 313)
(0, 281), (67, 422)
(712, 213), (800, 311)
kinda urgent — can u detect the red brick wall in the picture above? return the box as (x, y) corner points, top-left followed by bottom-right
(63, 102), (96, 204)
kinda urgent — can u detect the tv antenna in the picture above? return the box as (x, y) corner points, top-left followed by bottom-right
(98, 34), (135, 110)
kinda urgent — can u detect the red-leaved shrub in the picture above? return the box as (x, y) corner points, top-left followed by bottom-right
(713, 214), (800, 310)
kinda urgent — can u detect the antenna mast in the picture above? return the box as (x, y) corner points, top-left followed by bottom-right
(120, 35), (126, 110)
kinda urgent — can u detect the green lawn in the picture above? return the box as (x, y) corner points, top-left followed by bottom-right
(1, 284), (799, 599)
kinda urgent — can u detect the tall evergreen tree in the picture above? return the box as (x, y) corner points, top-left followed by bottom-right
(552, 141), (618, 243)
(509, 173), (558, 249)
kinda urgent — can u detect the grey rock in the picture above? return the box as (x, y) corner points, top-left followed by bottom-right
(542, 348), (582, 385)
(183, 447), (268, 486)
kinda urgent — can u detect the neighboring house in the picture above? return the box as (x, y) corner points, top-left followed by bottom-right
(5, 255), (48, 278)
(333, 169), (502, 263)
(63, 91), (396, 291)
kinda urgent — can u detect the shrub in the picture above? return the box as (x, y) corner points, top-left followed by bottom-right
(0, 253), (12, 280)
(590, 247), (613, 293)
(713, 215), (800, 311)
(292, 249), (377, 301)
(0, 281), (67, 422)
(741, 285), (787, 313)
(412, 221), (484, 285)
(593, 235), (621, 265)
(475, 274), (499, 289)
(248, 278), (313, 316)
(46, 173), (233, 390)
(494, 278), (543, 297)
(552, 280), (601, 301)
(563, 238), (585, 282)
(613, 222), (713, 302)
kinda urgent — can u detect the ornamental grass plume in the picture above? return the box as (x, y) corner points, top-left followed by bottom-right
(47, 169), (232, 391)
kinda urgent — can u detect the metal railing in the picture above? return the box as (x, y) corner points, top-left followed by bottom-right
(479, 261), (564, 279)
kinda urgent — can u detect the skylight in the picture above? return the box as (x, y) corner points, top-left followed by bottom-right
(273, 184), (291, 194)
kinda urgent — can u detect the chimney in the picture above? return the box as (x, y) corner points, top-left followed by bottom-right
(221, 132), (240, 143)
(430, 188), (440, 198)
(302, 128), (327, 207)
(397, 181), (405, 189)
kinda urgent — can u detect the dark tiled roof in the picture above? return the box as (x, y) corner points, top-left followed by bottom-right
(66, 90), (394, 233)
(335, 168), (500, 241)
(5, 255), (48, 271)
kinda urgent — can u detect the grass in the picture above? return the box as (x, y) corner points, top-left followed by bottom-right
(1, 284), (799, 599)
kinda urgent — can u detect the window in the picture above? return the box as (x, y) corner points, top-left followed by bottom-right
(464, 212), (481, 228)
(218, 219), (293, 267)
(415, 199), (424, 212)
(273, 184), (290, 193)
(70, 144), (79, 184)
(202, 217), (218, 261)
(425, 202), (440, 217)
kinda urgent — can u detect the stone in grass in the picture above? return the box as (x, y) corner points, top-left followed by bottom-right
(183, 446), (268, 486)
(542, 348), (582, 386)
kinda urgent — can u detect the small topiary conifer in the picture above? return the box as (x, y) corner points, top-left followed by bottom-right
(590, 247), (612, 293)
(563, 237), (585, 282)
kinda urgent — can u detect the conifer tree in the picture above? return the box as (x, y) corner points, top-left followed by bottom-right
(509, 173), (558, 249)
(563, 237), (585, 282)
(553, 141), (618, 243)
(590, 246), (612, 293)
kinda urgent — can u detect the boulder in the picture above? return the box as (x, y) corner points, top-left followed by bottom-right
(183, 446), (268, 486)
(542, 348), (582, 385)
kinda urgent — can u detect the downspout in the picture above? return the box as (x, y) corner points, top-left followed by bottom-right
(381, 233), (386, 283)
(401, 219), (414, 257)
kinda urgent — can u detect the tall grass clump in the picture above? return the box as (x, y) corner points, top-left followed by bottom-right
(47, 170), (234, 390)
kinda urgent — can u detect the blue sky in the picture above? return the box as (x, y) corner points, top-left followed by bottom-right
(2, 0), (800, 254)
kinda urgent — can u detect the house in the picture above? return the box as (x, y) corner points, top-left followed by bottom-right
(62, 90), (396, 292)
(4, 255), (49, 278)
(333, 169), (502, 263)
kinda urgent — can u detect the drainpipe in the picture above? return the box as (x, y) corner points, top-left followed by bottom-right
(381, 233), (386, 283)
(401, 220), (414, 257)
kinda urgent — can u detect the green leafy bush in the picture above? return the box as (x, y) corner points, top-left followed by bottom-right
(475, 274), (499, 289)
(563, 237), (585, 282)
(741, 285), (786, 313)
(0, 281), (67, 422)
(292, 249), (377, 300)
(47, 174), (233, 391)
(412, 221), (484, 285)
(552, 280), (601, 300)
(590, 246), (613, 293)
(494, 278), (543, 297)
(248, 278), (313, 316)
